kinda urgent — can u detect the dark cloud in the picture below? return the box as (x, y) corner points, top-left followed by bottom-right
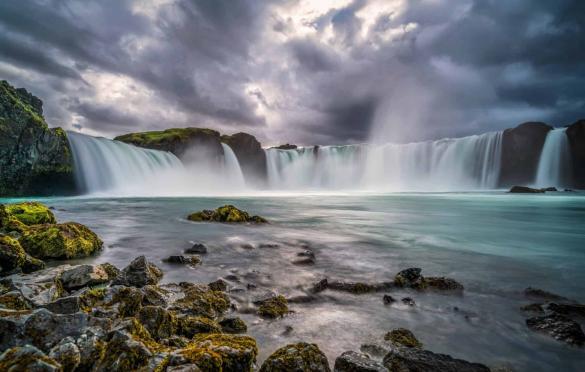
(0, 0), (583, 144)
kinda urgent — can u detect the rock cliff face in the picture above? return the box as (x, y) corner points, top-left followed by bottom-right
(499, 122), (552, 187)
(221, 133), (267, 186)
(566, 119), (585, 189)
(0, 81), (75, 196)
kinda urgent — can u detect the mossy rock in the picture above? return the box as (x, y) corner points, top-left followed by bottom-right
(181, 334), (258, 372)
(138, 306), (178, 340)
(187, 205), (268, 224)
(0, 234), (45, 275)
(178, 315), (222, 338)
(106, 286), (144, 317)
(0, 290), (32, 310)
(19, 222), (103, 260)
(174, 284), (230, 318)
(259, 342), (331, 372)
(4, 202), (56, 226)
(0, 345), (62, 371)
(219, 317), (248, 334)
(384, 328), (422, 348)
(257, 295), (288, 318)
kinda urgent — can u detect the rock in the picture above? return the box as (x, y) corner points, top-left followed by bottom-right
(311, 278), (329, 293)
(524, 287), (569, 301)
(257, 295), (289, 318)
(509, 186), (545, 193)
(3, 202), (56, 226)
(328, 281), (393, 294)
(0, 235), (45, 276)
(49, 337), (81, 370)
(383, 295), (396, 305)
(566, 119), (585, 188)
(394, 268), (424, 289)
(273, 144), (298, 150)
(424, 277), (464, 292)
(0, 290), (32, 310)
(58, 264), (109, 290)
(99, 263), (121, 280)
(541, 187), (558, 192)
(104, 285), (144, 317)
(547, 302), (585, 317)
(334, 350), (387, 371)
(292, 257), (315, 266)
(0, 345), (62, 371)
(74, 328), (108, 370)
(141, 285), (168, 307)
(178, 315), (221, 338)
(4, 265), (67, 306)
(187, 205), (268, 223)
(177, 334), (258, 372)
(219, 317), (248, 334)
(138, 306), (178, 340)
(526, 313), (585, 346)
(0, 80), (75, 196)
(500, 122), (553, 187)
(383, 348), (490, 372)
(168, 364), (203, 372)
(186, 243), (208, 254)
(96, 330), (152, 371)
(42, 296), (82, 314)
(172, 283), (230, 318)
(221, 132), (267, 187)
(113, 256), (163, 288)
(19, 222), (103, 260)
(401, 297), (415, 306)
(208, 279), (228, 292)
(259, 342), (331, 372)
(384, 328), (422, 348)
(297, 250), (315, 259)
(520, 303), (545, 316)
(360, 343), (393, 360)
(164, 255), (201, 267)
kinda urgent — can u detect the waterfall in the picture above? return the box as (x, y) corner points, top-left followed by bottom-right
(534, 128), (572, 188)
(265, 131), (503, 191)
(67, 132), (248, 196)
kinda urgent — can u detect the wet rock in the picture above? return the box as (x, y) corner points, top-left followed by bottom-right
(327, 281), (393, 294)
(257, 295), (289, 318)
(225, 274), (240, 282)
(178, 315), (221, 338)
(42, 296), (82, 314)
(49, 336), (81, 370)
(298, 250), (315, 259)
(176, 334), (258, 372)
(541, 187), (558, 192)
(138, 305), (178, 340)
(187, 205), (268, 223)
(334, 350), (387, 372)
(401, 297), (415, 306)
(547, 302), (585, 317)
(99, 262), (121, 280)
(186, 243), (208, 254)
(0, 344), (62, 371)
(384, 328), (422, 348)
(259, 342), (331, 372)
(292, 257), (316, 266)
(96, 330), (152, 371)
(509, 186), (545, 193)
(113, 256), (163, 288)
(221, 132), (267, 187)
(219, 317), (248, 334)
(208, 279), (228, 292)
(0, 235), (45, 276)
(360, 343), (393, 360)
(394, 268), (424, 289)
(164, 255), (201, 267)
(287, 295), (317, 304)
(526, 313), (585, 346)
(247, 283), (258, 290)
(383, 295), (396, 305)
(58, 264), (109, 290)
(172, 283), (230, 318)
(282, 325), (294, 336)
(4, 265), (66, 306)
(424, 277), (464, 292)
(524, 287), (569, 302)
(383, 348), (490, 372)
(75, 328), (109, 370)
(259, 243), (279, 249)
(567, 119), (585, 188)
(241, 243), (255, 250)
(520, 303), (545, 316)
(19, 222), (103, 260)
(312, 278), (329, 293)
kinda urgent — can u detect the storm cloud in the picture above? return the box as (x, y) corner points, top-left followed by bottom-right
(0, 0), (583, 145)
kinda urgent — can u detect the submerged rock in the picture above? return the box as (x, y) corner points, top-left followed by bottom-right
(383, 295), (396, 305)
(113, 256), (163, 288)
(327, 281), (393, 294)
(524, 287), (569, 302)
(394, 268), (464, 293)
(187, 205), (268, 223)
(394, 268), (424, 289)
(526, 313), (585, 346)
(509, 186), (545, 193)
(257, 295), (289, 318)
(334, 350), (387, 372)
(384, 328), (422, 348)
(164, 255), (202, 267)
(383, 347), (490, 372)
(259, 342), (331, 372)
(186, 243), (208, 254)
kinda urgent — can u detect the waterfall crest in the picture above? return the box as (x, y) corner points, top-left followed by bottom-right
(221, 143), (246, 188)
(534, 128), (572, 188)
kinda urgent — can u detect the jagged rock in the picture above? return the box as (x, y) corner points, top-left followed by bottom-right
(273, 144), (298, 150)
(75, 328), (109, 370)
(99, 263), (121, 281)
(394, 268), (424, 289)
(292, 257), (315, 266)
(208, 279), (228, 292)
(259, 342), (331, 372)
(360, 343), (393, 360)
(524, 287), (569, 301)
(96, 330), (152, 371)
(42, 296), (82, 314)
(178, 315), (221, 338)
(103, 285), (144, 317)
(394, 268), (463, 293)
(164, 255), (202, 267)
(334, 351), (387, 371)
(168, 364), (203, 372)
(141, 285), (169, 307)
(526, 313), (585, 346)
(0, 345), (62, 371)
(221, 132), (267, 187)
(0, 80), (75, 196)
(384, 328), (422, 348)
(19, 222), (103, 260)
(219, 317), (248, 334)
(113, 256), (163, 288)
(186, 243), (208, 254)
(509, 186), (545, 193)
(0, 235), (45, 276)
(49, 336), (81, 370)
(58, 264), (109, 290)
(566, 119), (585, 188)
(6, 265), (69, 306)
(0, 290), (32, 310)
(383, 347), (490, 372)
(520, 303), (545, 316)
(187, 205), (268, 223)
(138, 305), (178, 340)
(257, 295), (289, 318)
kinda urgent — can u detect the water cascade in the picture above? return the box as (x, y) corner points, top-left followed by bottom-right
(265, 131), (503, 191)
(534, 128), (572, 188)
(221, 143), (246, 187)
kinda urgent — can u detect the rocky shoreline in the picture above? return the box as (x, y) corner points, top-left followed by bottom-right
(1, 202), (584, 371)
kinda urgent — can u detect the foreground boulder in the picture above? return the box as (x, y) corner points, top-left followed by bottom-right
(19, 222), (103, 260)
(259, 342), (330, 372)
(0, 345), (62, 371)
(334, 351), (386, 371)
(526, 313), (585, 346)
(0, 235), (45, 276)
(113, 256), (163, 288)
(174, 334), (258, 371)
(385, 328), (422, 348)
(3, 202), (56, 226)
(188, 205), (268, 223)
(383, 348), (490, 372)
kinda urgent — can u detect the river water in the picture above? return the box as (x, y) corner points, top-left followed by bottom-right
(2, 192), (584, 371)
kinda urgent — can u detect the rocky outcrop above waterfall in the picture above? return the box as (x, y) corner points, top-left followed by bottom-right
(566, 119), (585, 189)
(221, 133), (267, 186)
(114, 127), (224, 161)
(0, 80), (75, 196)
(499, 122), (552, 187)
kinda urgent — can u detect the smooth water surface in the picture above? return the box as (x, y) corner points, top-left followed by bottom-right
(3, 192), (584, 371)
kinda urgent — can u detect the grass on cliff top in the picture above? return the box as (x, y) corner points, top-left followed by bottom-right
(115, 127), (219, 145)
(0, 80), (46, 129)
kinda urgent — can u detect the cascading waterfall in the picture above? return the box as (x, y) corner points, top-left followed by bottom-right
(265, 131), (503, 191)
(534, 128), (572, 188)
(67, 132), (247, 196)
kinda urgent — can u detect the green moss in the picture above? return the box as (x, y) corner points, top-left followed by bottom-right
(0, 235), (26, 272)
(109, 286), (143, 317)
(116, 127), (219, 145)
(384, 328), (422, 348)
(257, 295), (288, 319)
(19, 222), (103, 259)
(187, 205), (268, 224)
(175, 285), (230, 318)
(79, 287), (106, 312)
(4, 202), (56, 225)
(182, 334), (258, 372)
(138, 306), (178, 340)
(259, 342), (330, 372)
(178, 316), (222, 338)
(0, 346), (62, 371)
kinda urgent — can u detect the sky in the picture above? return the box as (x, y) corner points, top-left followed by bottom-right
(1, 0), (583, 145)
